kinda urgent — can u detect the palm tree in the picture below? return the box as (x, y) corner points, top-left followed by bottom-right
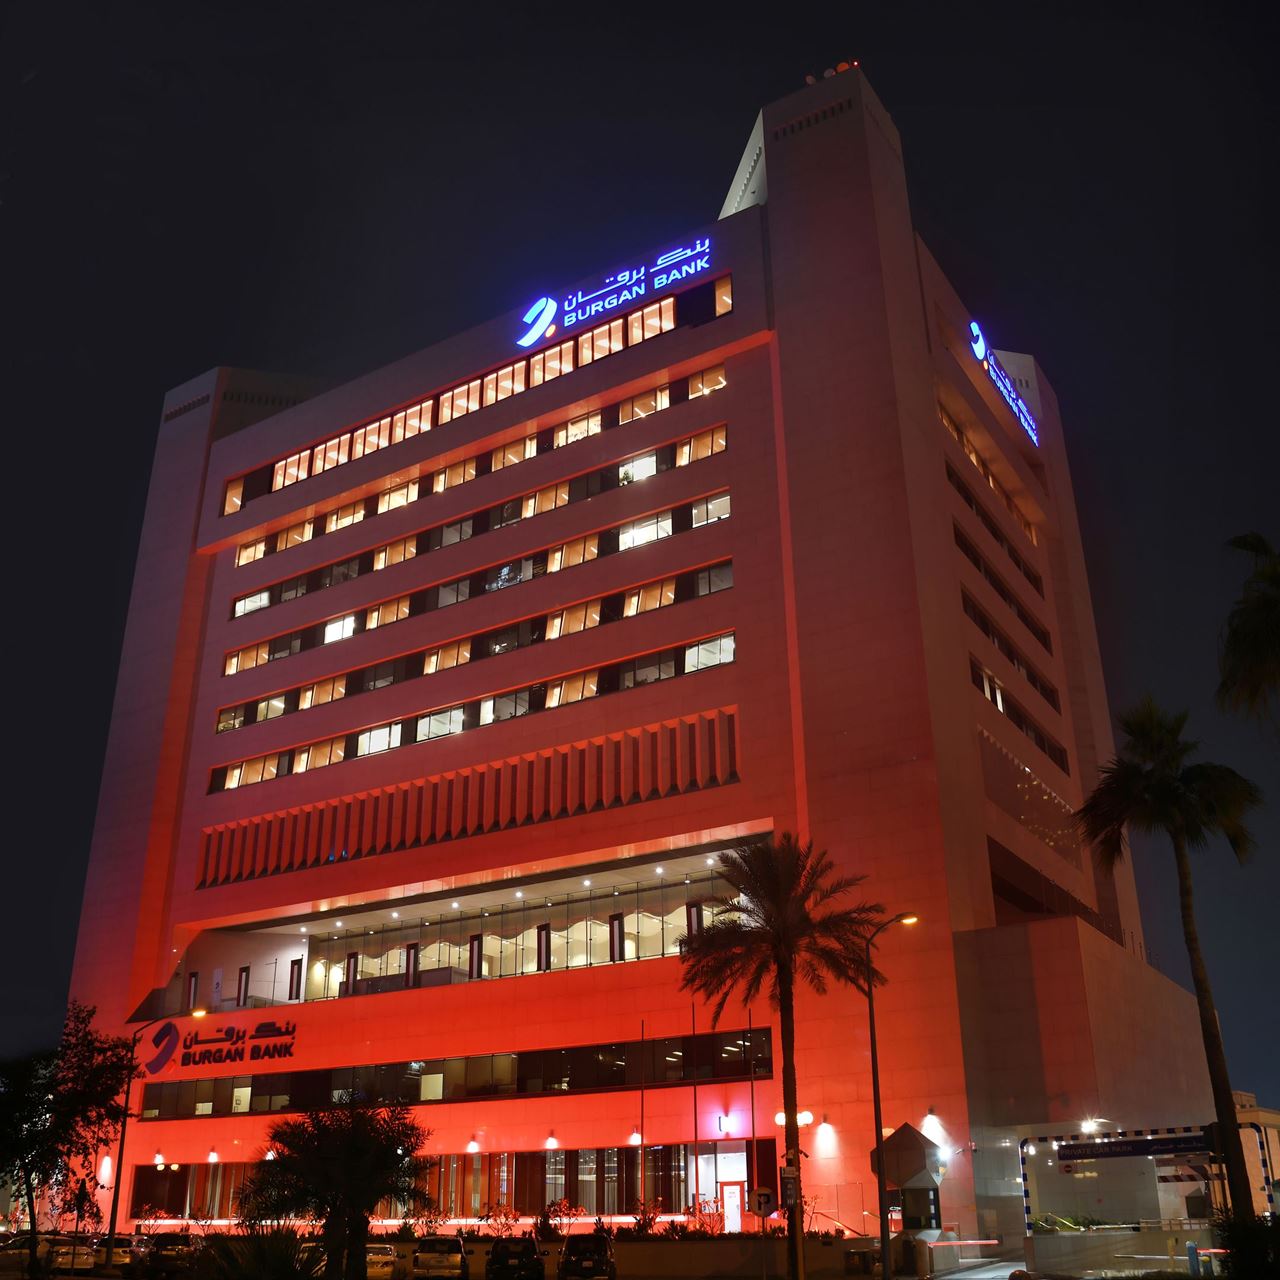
(238, 1097), (430, 1280)
(679, 834), (885, 1280)
(1076, 697), (1262, 1218)
(1217, 532), (1279, 737)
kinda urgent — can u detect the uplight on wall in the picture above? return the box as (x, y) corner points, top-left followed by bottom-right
(629, 1128), (643, 1147)
(207, 1148), (219, 1164)
(153, 1151), (164, 1167)
(466, 1136), (481, 1154)
(545, 1132), (559, 1150)
(816, 1117), (838, 1158)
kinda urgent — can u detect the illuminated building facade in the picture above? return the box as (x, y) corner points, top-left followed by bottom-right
(72, 69), (1212, 1239)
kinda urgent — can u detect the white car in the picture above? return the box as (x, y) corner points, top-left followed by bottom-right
(367, 1242), (398, 1276)
(0, 1234), (96, 1272)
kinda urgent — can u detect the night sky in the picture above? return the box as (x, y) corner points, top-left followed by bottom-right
(5, 4), (1276, 1099)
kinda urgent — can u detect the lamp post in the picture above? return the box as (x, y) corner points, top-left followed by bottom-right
(103, 1009), (205, 1269)
(867, 913), (917, 1280)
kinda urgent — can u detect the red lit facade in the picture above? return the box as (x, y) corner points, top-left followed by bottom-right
(72, 71), (1211, 1239)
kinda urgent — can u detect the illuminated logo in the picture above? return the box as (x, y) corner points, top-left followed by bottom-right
(143, 1022), (180, 1075)
(518, 236), (713, 349)
(517, 296), (558, 349)
(968, 321), (1039, 447)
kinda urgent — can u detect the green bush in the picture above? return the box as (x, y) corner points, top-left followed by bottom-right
(1213, 1212), (1280, 1279)
(194, 1227), (323, 1280)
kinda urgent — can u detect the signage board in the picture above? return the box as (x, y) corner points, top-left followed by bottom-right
(1056, 1134), (1208, 1161)
(144, 1017), (299, 1075)
(750, 1186), (777, 1217)
(968, 321), (1040, 446)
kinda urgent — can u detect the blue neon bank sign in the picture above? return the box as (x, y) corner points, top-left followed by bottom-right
(969, 321), (1039, 447)
(517, 236), (714, 349)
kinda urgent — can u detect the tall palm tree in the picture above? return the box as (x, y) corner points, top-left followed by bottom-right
(679, 834), (885, 1280)
(238, 1098), (430, 1280)
(1217, 532), (1279, 737)
(1076, 697), (1262, 1219)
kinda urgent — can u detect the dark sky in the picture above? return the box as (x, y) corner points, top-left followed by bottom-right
(5, 3), (1276, 1099)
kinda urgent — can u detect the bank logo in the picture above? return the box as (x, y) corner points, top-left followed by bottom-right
(969, 321), (987, 361)
(144, 1021), (180, 1075)
(517, 296), (558, 349)
(968, 318), (1039, 447)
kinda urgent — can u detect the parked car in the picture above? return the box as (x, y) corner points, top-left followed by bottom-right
(413, 1235), (471, 1277)
(96, 1235), (138, 1268)
(556, 1235), (616, 1280)
(485, 1237), (546, 1279)
(131, 1231), (202, 1273)
(0, 1233), (97, 1272)
(366, 1242), (397, 1276)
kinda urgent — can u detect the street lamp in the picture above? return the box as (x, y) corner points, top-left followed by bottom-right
(103, 1009), (205, 1267)
(867, 913), (917, 1280)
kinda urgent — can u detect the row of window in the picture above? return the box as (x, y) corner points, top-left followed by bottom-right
(223, 430), (729, 675)
(961, 591), (1060, 711)
(222, 276), (733, 514)
(945, 462), (1043, 597)
(139, 1025), (772, 1120)
(970, 657), (1069, 773)
(231, 402), (725, 622)
(940, 405), (1039, 545)
(218, 557), (732, 735)
(212, 631), (737, 791)
(232, 360), (725, 576)
(954, 525), (1052, 653)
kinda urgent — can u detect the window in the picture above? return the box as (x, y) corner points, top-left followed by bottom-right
(357, 722), (402, 756)
(547, 535), (598, 573)
(480, 690), (530, 725)
(225, 642), (269, 676)
(577, 319), (625, 365)
(234, 590), (270, 618)
(255, 694), (287, 723)
(434, 459), (476, 493)
(624, 578), (676, 617)
(237, 539), (266, 567)
(961, 592), (1059, 710)
(425, 640), (471, 674)
(324, 502), (365, 534)
(436, 578), (471, 608)
(528, 340), (575, 387)
(971, 658), (1069, 772)
(940, 407), (1038, 545)
(688, 364), (726, 399)
(618, 511), (672, 550)
(186, 972), (199, 1012)
(685, 633), (735, 672)
(523, 482), (569, 518)
(419, 706), (464, 740)
(292, 736), (345, 773)
(546, 600), (601, 639)
(481, 362), (527, 406)
(223, 478), (244, 515)
(236, 967), (250, 1008)
(678, 426), (727, 466)
(486, 559), (531, 594)
(619, 453), (658, 485)
(626, 298), (675, 345)
(545, 671), (598, 708)
(299, 677), (346, 710)
(288, 959), (303, 1002)
(608, 914), (626, 963)
(276, 521), (314, 553)
(468, 935), (484, 980)
(364, 661), (398, 692)
(224, 752), (285, 789)
(216, 706), (246, 733)
(323, 615), (358, 645)
(366, 596), (410, 630)
(714, 275), (733, 316)
(404, 943), (419, 988)
(439, 380), (483, 425)
(554, 412), (601, 448)
(536, 923), (552, 972)
(954, 526), (1051, 651)
(618, 653), (673, 689)
(374, 537), (416, 571)
(619, 385), (670, 422)
(279, 574), (308, 602)
(697, 563), (733, 596)
(692, 493), (731, 527)
(320, 558), (360, 590)
(492, 436), (536, 470)
(272, 451), (310, 491)
(440, 518), (473, 547)
(377, 479), (419, 513)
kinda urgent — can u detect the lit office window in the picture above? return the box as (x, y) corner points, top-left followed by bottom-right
(357, 722), (402, 757)
(627, 298), (675, 345)
(618, 453), (658, 485)
(714, 275), (733, 316)
(578, 319), (626, 366)
(678, 426), (727, 466)
(255, 695), (287, 723)
(618, 511), (672, 550)
(225, 642), (270, 676)
(234, 590), (271, 618)
(688, 365), (726, 399)
(237, 539), (267, 567)
(425, 640), (472, 675)
(546, 671), (599, 708)
(311, 433), (351, 476)
(323, 615), (358, 645)
(216, 706), (246, 734)
(374, 537), (417, 571)
(546, 600), (601, 640)
(492, 436), (537, 471)
(554, 412), (601, 448)
(624, 579), (676, 618)
(547, 535), (598, 573)
(276, 520), (314, 552)
(366, 596), (410, 630)
(528, 340), (575, 387)
(522, 482), (569, 518)
(480, 690), (530, 725)
(299, 677), (346, 710)
(684, 633), (735, 672)
(691, 493), (731, 527)
(223, 478), (244, 516)
(293, 736), (346, 773)
(377, 480), (419, 513)
(225, 752), (285, 790)
(272, 451), (311, 492)
(619, 385), (670, 423)
(433, 459), (477, 493)
(486, 560), (531, 593)
(324, 502), (365, 534)
(418, 706), (464, 740)
(481, 362), (527, 407)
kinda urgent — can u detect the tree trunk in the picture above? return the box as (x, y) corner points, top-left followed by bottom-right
(323, 1213), (346, 1280)
(1171, 833), (1252, 1217)
(19, 1164), (39, 1280)
(343, 1210), (369, 1280)
(777, 964), (805, 1280)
